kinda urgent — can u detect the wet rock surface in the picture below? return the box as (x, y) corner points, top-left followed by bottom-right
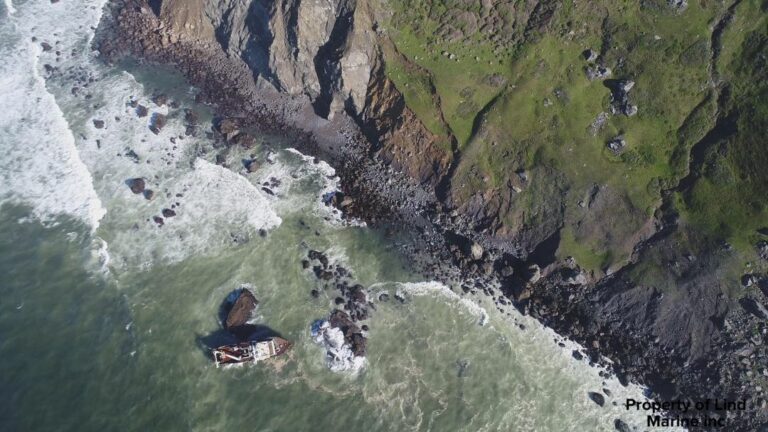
(303, 249), (370, 359)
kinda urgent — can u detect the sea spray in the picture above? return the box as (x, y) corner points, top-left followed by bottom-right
(311, 319), (366, 373)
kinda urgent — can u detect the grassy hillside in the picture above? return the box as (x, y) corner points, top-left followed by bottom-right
(382, 0), (767, 272)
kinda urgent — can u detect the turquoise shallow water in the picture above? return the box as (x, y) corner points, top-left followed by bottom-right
(0, 1), (677, 431)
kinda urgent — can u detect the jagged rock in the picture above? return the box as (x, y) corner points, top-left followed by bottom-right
(588, 391), (605, 407)
(152, 216), (164, 226)
(586, 65), (611, 80)
(225, 289), (258, 329)
(128, 177), (145, 194)
(564, 268), (588, 286)
(582, 48), (598, 63)
(161, 208), (176, 218)
(93, 119), (105, 129)
(329, 309), (358, 334)
(609, 80), (638, 117)
(143, 189), (155, 200)
(135, 104), (148, 117)
(149, 113), (167, 134)
(757, 241), (768, 260)
(350, 332), (367, 356)
(589, 112), (610, 135)
(668, 0), (688, 12)
(607, 135), (627, 154)
(742, 274), (759, 288)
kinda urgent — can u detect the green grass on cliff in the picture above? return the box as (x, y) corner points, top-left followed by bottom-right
(383, 0), (751, 272)
(675, 1), (768, 252)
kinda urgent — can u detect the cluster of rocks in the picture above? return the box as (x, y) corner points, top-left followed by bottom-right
(127, 177), (154, 200)
(209, 117), (266, 172)
(323, 191), (356, 216)
(589, 112), (611, 136)
(583, 47), (612, 81)
(668, 0), (688, 12)
(125, 177), (180, 226)
(303, 249), (371, 357)
(608, 80), (638, 117)
(586, 65), (612, 81)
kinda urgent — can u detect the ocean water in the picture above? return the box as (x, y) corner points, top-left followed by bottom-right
(0, 1), (679, 431)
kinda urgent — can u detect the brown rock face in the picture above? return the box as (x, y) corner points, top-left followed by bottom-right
(360, 56), (453, 187)
(225, 289), (258, 329)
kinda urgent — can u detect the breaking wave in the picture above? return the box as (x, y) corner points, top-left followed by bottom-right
(0, 1), (106, 229)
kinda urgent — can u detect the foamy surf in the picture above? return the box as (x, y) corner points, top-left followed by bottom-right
(397, 281), (490, 326)
(3, 0), (15, 16)
(0, 10), (106, 230)
(311, 319), (366, 373)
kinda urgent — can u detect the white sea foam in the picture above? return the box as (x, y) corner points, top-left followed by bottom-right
(0, 6), (106, 229)
(254, 149), (365, 226)
(311, 319), (366, 373)
(397, 281), (490, 326)
(3, 0), (15, 16)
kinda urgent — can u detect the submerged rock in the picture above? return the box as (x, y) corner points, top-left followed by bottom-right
(128, 177), (145, 194)
(135, 104), (148, 117)
(150, 113), (167, 134)
(614, 419), (631, 432)
(311, 319), (366, 372)
(588, 391), (605, 407)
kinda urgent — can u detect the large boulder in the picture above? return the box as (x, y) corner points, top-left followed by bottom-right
(128, 177), (145, 194)
(225, 289), (259, 329)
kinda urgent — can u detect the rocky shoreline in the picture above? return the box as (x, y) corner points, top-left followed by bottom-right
(94, 1), (767, 430)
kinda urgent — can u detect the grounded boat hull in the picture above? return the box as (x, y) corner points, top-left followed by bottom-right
(213, 337), (292, 367)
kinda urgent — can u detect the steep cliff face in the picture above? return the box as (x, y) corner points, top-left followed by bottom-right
(145, 0), (450, 186)
(150, 0), (374, 119)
